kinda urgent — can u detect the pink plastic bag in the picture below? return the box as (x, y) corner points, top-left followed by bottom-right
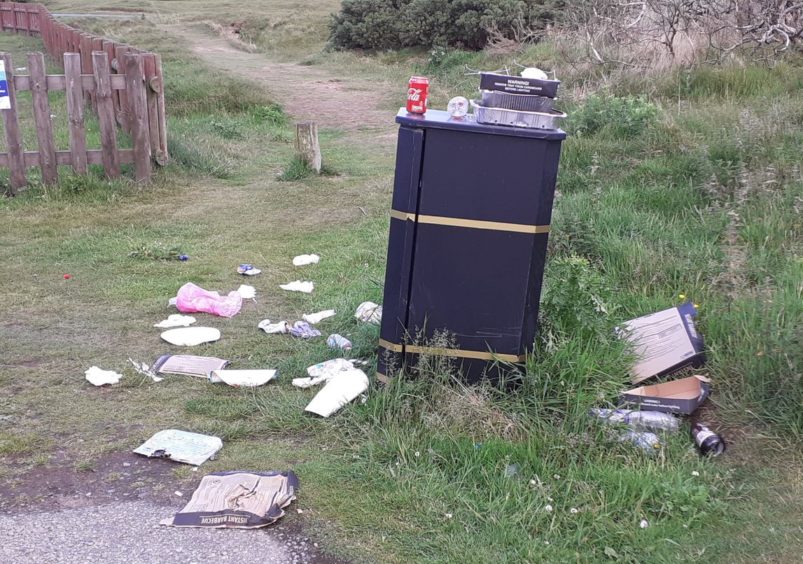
(175, 283), (242, 318)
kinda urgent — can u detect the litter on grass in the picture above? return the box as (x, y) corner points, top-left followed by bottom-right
(128, 358), (165, 382)
(174, 282), (243, 318)
(327, 334), (353, 351)
(133, 429), (222, 466)
(237, 264), (262, 276)
(258, 319), (289, 334)
(616, 302), (704, 383)
(85, 366), (123, 386)
(160, 327), (221, 347)
(619, 430), (661, 454)
(161, 471), (298, 529)
(209, 369), (278, 387)
(289, 321), (321, 339)
(619, 375), (711, 415)
(305, 368), (369, 418)
(302, 309), (336, 324)
(236, 284), (256, 299)
(151, 355), (230, 378)
(589, 408), (680, 433)
(355, 301), (382, 324)
(293, 358), (356, 388)
(292, 254), (320, 266)
(280, 280), (314, 294)
(154, 314), (197, 328)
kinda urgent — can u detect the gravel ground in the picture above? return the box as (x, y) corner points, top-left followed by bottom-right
(0, 501), (337, 563)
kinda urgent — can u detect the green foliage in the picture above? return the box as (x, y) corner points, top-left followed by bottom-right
(330, 0), (564, 50)
(127, 242), (185, 261)
(569, 95), (659, 137)
(248, 103), (287, 126)
(278, 155), (314, 181)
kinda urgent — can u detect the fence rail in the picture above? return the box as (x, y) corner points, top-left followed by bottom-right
(0, 2), (166, 193)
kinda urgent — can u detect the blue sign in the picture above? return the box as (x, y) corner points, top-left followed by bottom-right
(0, 61), (10, 110)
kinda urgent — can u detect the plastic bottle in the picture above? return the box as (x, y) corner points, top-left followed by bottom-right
(590, 408), (679, 433)
(619, 431), (661, 454)
(691, 423), (726, 456)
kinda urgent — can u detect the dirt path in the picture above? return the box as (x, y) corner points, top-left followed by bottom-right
(165, 24), (395, 137)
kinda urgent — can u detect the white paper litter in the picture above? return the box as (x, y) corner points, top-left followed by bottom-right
(160, 327), (221, 347)
(128, 358), (165, 382)
(209, 369), (278, 387)
(154, 314), (197, 328)
(85, 366), (123, 386)
(258, 319), (289, 334)
(237, 284), (256, 299)
(133, 429), (222, 466)
(168, 297), (178, 307)
(302, 309), (336, 324)
(293, 358), (356, 388)
(521, 67), (548, 80)
(355, 301), (382, 324)
(305, 368), (369, 417)
(292, 254), (320, 266)
(280, 280), (314, 293)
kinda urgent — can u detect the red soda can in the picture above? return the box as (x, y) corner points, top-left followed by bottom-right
(407, 76), (429, 114)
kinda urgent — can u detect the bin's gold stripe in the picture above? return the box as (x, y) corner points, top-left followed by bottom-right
(390, 209), (549, 234)
(378, 338), (525, 362)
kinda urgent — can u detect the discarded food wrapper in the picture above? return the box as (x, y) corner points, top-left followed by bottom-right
(237, 264), (262, 276)
(160, 327), (221, 347)
(280, 280), (314, 293)
(85, 366), (123, 386)
(237, 284), (256, 300)
(258, 319), (289, 334)
(617, 302), (704, 384)
(305, 368), (369, 417)
(355, 301), (382, 324)
(292, 254), (320, 267)
(619, 375), (711, 415)
(154, 314), (197, 329)
(327, 334), (352, 351)
(128, 358), (165, 382)
(293, 358), (356, 388)
(210, 369), (278, 387)
(151, 354), (230, 378)
(175, 282), (242, 318)
(289, 320), (321, 339)
(302, 309), (336, 324)
(134, 429), (222, 466)
(161, 471), (298, 529)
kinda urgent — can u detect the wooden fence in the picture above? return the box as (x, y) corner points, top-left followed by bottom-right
(0, 2), (166, 193)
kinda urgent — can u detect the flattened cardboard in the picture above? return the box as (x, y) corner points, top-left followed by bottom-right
(618, 302), (705, 384)
(619, 375), (711, 415)
(151, 354), (230, 378)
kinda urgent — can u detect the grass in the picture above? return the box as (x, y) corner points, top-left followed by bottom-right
(1, 2), (802, 562)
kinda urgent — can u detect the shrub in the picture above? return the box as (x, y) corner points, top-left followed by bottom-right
(568, 95), (659, 137)
(330, 0), (564, 51)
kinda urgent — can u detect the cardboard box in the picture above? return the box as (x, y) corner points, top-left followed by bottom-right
(619, 375), (711, 415)
(479, 72), (560, 97)
(618, 302), (705, 384)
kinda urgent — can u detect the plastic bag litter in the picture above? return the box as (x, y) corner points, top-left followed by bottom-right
(237, 264), (261, 276)
(327, 334), (352, 351)
(258, 319), (289, 334)
(175, 282), (242, 318)
(160, 327), (221, 347)
(280, 280), (314, 293)
(293, 358), (355, 388)
(154, 314), (197, 328)
(128, 358), (164, 382)
(209, 369), (278, 387)
(355, 301), (382, 324)
(289, 321), (321, 339)
(134, 429), (222, 466)
(292, 254), (320, 266)
(305, 368), (369, 417)
(236, 284), (256, 299)
(302, 309), (336, 324)
(85, 366), (123, 386)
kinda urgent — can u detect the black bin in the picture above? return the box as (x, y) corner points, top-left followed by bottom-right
(378, 109), (566, 383)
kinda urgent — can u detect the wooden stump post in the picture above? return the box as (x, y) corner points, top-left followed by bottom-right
(295, 121), (321, 174)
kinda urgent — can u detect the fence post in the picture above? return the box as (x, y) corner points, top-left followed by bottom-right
(92, 51), (120, 178)
(114, 44), (130, 131)
(0, 52), (26, 194)
(124, 53), (151, 182)
(153, 53), (168, 165)
(295, 122), (322, 173)
(64, 52), (88, 174)
(28, 52), (58, 185)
